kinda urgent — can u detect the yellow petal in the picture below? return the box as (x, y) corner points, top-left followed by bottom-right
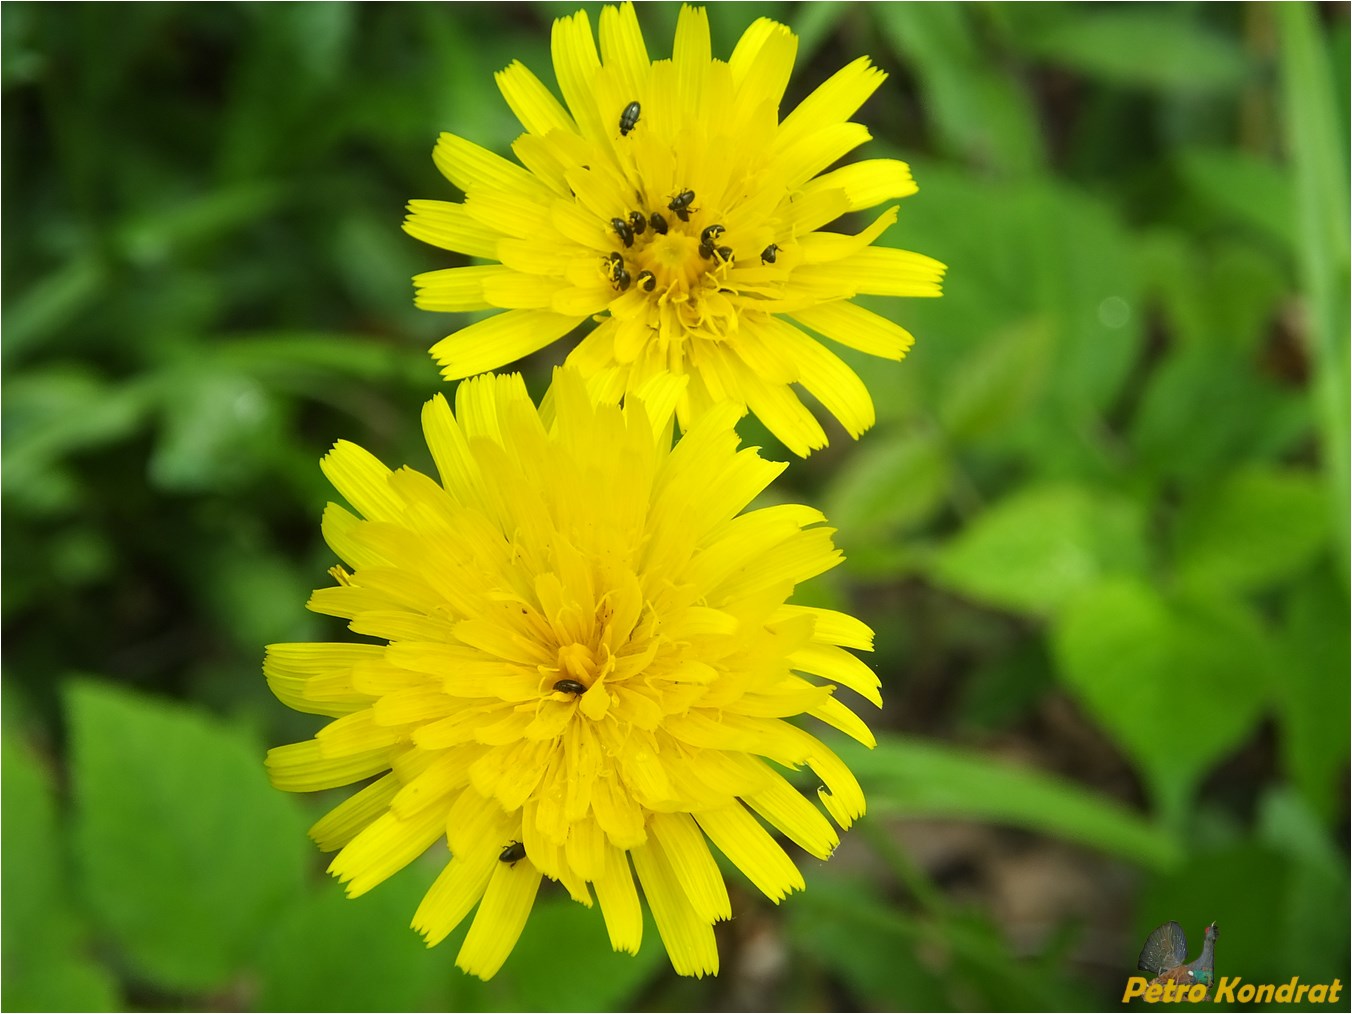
(594, 840), (644, 954)
(631, 835), (720, 978)
(694, 804), (804, 903)
(649, 811), (731, 924)
(309, 772), (400, 851)
(495, 59), (576, 136)
(430, 309), (583, 380)
(776, 56), (887, 151)
(456, 860), (542, 980)
(328, 803), (447, 898)
(789, 300), (918, 359)
(403, 200), (500, 259)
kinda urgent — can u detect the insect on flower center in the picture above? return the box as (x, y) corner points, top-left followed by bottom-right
(553, 641), (614, 690)
(599, 186), (737, 316)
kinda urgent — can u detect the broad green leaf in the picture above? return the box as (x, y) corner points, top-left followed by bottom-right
(873, 4), (1044, 173)
(1276, 566), (1350, 822)
(834, 735), (1181, 871)
(68, 679), (310, 992)
(875, 169), (1142, 459)
(254, 862), (452, 1013)
(1135, 231), (1291, 356)
(825, 427), (950, 575)
(1022, 11), (1250, 93)
(1052, 580), (1271, 823)
(1129, 345), (1310, 486)
(2, 736), (121, 1012)
(939, 320), (1054, 442)
(488, 893), (663, 1011)
(1173, 467), (1328, 593)
(1176, 147), (1296, 252)
(930, 484), (1149, 617)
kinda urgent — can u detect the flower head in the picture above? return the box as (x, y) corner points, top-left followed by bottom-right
(265, 369), (879, 978)
(405, 3), (944, 456)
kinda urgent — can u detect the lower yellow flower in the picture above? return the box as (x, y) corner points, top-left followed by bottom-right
(265, 369), (879, 979)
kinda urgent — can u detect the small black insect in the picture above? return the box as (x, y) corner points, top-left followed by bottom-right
(500, 840), (527, 865)
(611, 217), (634, 248)
(628, 211), (647, 236)
(553, 678), (587, 695)
(613, 265), (631, 292)
(648, 212), (668, 235)
(619, 101), (641, 136)
(760, 243), (778, 264)
(716, 245), (733, 263)
(667, 189), (695, 222)
(637, 270), (656, 292)
(698, 240), (716, 259)
(700, 224), (725, 246)
(603, 250), (625, 280)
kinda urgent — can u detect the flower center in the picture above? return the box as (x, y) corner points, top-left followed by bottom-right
(639, 232), (704, 293)
(553, 640), (615, 690)
(599, 198), (741, 343)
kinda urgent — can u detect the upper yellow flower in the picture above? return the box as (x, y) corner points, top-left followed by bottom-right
(405, 3), (944, 456)
(264, 369), (880, 979)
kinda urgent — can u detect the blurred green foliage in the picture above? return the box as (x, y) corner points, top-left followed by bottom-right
(3, 3), (1347, 1011)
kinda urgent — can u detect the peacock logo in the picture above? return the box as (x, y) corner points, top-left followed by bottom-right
(1129, 921), (1218, 1003)
(1122, 922), (1344, 1005)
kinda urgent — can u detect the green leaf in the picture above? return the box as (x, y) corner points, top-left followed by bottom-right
(489, 894), (663, 1011)
(1173, 467), (1329, 593)
(1052, 580), (1271, 823)
(117, 183), (284, 269)
(1258, 790), (1352, 985)
(1129, 345), (1310, 486)
(787, 878), (961, 1011)
(824, 427), (950, 576)
(1280, 2), (1351, 584)
(2, 735), (121, 1012)
(873, 5), (1044, 173)
(1, 254), (108, 366)
(1176, 147), (1296, 252)
(1276, 566), (1351, 822)
(877, 169), (1143, 462)
(835, 735), (1181, 871)
(930, 484), (1150, 617)
(214, 333), (431, 388)
(254, 862), (453, 1013)
(68, 679), (310, 992)
(2, 366), (151, 515)
(148, 367), (284, 493)
(794, 875), (1100, 1010)
(938, 320), (1054, 442)
(1022, 11), (1250, 93)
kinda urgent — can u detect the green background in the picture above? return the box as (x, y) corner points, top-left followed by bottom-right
(3, 3), (1348, 1010)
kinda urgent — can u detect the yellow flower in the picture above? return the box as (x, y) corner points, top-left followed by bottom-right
(405, 3), (944, 457)
(264, 369), (879, 979)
